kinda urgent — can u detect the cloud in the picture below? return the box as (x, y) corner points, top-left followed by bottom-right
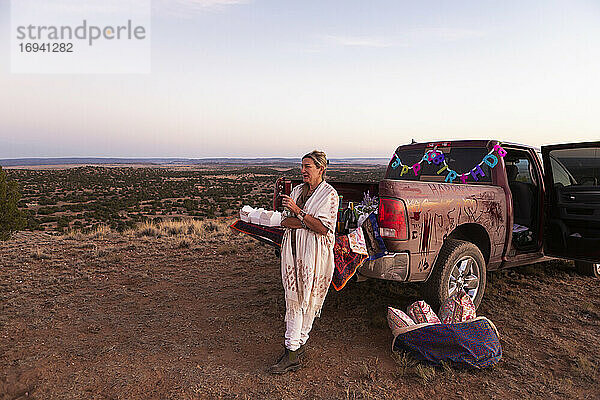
(322, 35), (393, 48)
(11, 0), (150, 17)
(155, 0), (251, 16)
(321, 28), (485, 49)
(410, 27), (485, 42)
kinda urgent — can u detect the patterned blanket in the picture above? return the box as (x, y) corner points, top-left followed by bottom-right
(392, 317), (502, 369)
(332, 235), (368, 291)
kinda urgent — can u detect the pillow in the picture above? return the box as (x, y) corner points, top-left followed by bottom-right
(439, 290), (476, 324)
(407, 301), (441, 324)
(387, 307), (415, 331)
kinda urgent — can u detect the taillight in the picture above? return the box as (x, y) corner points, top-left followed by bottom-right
(378, 198), (408, 240)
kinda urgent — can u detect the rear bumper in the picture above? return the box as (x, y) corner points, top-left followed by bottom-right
(358, 252), (409, 282)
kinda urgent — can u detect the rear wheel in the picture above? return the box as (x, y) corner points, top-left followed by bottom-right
(424, 239), (487, 310)
(575, 261), (600, 278)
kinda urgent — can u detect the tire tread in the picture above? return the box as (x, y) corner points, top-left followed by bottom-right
(423, 239), (486, 310)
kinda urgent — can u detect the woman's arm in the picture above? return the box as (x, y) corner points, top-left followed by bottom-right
(302, 214), (329, 235)
(281, 217), (303, 229)
(282, 215), (328, 234)
(281, 194), (329, 235)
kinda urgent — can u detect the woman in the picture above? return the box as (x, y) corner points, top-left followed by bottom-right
(269, 150), (339, 374)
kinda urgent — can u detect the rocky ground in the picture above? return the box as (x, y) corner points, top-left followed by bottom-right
(1, 229), (599, 399)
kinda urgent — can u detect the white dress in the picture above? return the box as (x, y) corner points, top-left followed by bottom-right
(280, 181), (339, 321)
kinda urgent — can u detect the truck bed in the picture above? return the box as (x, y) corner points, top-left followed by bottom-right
(232, 179), (378, 249)
(273, 178), (378, 210)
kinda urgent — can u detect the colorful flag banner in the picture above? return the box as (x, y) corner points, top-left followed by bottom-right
(390, 144), (507, 184)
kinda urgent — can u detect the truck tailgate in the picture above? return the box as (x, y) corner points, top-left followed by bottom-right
(230, 220), (283, 247)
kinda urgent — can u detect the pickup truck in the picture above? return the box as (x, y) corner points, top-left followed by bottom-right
(232, 140), (600, 308)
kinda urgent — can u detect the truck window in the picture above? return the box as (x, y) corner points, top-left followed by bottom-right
(510, 159), (534, 184)
(549, 147), (600, 187)
(385, 147), (492, 183)
(550, 156), (575, 187)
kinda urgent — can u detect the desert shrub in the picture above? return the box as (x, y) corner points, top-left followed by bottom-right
(216, 244), (235, 255)
(0, 166), (26, 240)
(104, 253), (125, 264)
(36, 206), (57, 215)
(25, 213), (41, 231)
(57, 216), (70, 232)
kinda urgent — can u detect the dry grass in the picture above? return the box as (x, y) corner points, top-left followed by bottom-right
(135, 222), (161, 237)
(391, 351), (416, 379)
(216, 244), (236, 255)
(176, 236), (192, 249)
(104, 252), (125, 264)
(62, 230), (86, 241)
(30, 248), (50, 260)
(415, 364), (436, 384)
(573, 354), (598, 382)
(90, 224), (112, 238)
(62, 224), (113, 240)
(94, 247), (109, 258)
(128, 219), (233, 240)
(359, 358), (379, 383)
(61, 219), (233, 242)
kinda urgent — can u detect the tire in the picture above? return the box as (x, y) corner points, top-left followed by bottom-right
(424, 239), (487, 310)
(575, 261), (600, 278)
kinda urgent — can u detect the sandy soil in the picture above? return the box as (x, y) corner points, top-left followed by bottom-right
(1, 231), (598, 399)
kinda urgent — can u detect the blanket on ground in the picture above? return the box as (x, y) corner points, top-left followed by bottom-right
(392, 317), (502, 369)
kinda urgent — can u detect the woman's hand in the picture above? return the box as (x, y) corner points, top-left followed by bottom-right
(281, 194), (302, 215)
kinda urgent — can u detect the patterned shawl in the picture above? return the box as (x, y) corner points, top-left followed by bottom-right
(280, 181), (339, 321)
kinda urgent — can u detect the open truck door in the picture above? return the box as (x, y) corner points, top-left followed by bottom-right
(541, 141), (600, 277)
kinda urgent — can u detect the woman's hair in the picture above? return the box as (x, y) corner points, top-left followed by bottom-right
(302, 150), (328, 179)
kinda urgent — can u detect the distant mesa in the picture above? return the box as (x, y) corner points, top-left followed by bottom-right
(0, 157), (390, 167)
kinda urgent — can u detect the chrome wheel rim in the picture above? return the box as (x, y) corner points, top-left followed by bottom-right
(449, 256), (480, 299)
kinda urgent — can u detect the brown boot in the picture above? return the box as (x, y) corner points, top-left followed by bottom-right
(269, 348), (301, 375)
(276, 344), (305, 362)
(297, 344), (306, 358)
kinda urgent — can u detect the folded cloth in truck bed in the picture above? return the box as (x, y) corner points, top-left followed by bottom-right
(362, 213), (387, 260)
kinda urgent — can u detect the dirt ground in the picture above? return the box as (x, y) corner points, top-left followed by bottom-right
(1, 230), (598, 399)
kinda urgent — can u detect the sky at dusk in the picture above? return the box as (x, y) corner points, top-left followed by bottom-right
(1, 0), (599, 158)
